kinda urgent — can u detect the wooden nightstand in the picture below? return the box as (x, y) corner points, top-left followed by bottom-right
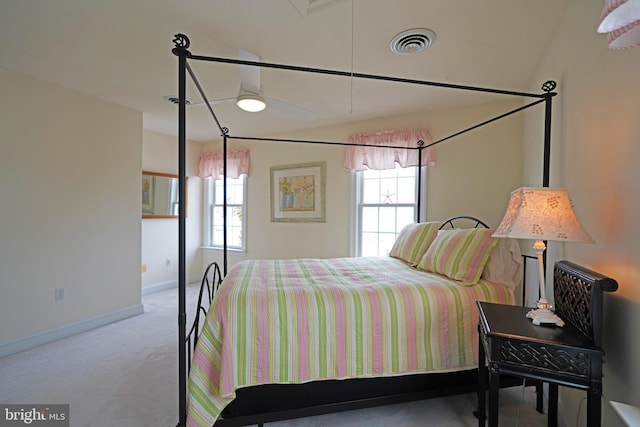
(477, 301), (603, 427)
(477, 260), (618, 427)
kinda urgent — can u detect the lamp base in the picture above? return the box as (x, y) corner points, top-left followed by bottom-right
(526, 307), (565, 327)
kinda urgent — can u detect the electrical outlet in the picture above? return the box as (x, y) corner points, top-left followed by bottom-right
(141, 264), (147, 273)
(54, 288), (65, 301)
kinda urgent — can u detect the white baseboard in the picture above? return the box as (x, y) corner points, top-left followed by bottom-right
(0, 304), (144, 358)
(141, 276), (200, 296)
(142, 280), (177, 295)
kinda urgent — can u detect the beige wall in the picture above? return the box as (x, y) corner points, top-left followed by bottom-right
(423, 101), (524, 226)
(201, 99), (523, 270)
(0, 68), (142, 346)
(527, 1), (640, 425)
(141, 129), (202, 290)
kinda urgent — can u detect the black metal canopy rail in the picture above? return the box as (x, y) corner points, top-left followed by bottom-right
(171, 33), (556, 427)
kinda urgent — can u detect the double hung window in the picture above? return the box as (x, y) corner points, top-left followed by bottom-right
(353, 165), (421, 257)
(204, 176), (246, 251)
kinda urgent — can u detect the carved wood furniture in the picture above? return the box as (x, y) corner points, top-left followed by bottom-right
(477, 260), (618, 427)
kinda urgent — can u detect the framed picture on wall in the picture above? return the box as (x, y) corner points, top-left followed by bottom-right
(270, 161), (326, 223)
(142, 174), (155, 215)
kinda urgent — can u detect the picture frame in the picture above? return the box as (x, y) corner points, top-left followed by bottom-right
(142, 173), (155, 215)
(270, 161), (326, 223)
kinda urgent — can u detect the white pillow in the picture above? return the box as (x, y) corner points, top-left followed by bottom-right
(481, 238), (522, 290)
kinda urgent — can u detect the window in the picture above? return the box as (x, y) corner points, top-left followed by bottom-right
(353, 165), (421, 257)
(204, 176), (246, 251)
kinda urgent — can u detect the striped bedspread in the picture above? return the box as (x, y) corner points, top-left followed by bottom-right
(187, 256), (514, 426)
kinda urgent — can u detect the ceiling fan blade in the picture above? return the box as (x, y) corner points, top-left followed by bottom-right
(189, 97), (236, 107)
(190, 50), (316, 119)
(266, 97), (318, 120)
(238, 50), (261, 93)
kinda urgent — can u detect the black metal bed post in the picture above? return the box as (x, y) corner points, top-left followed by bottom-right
(416, 140), (424, 222)
(223, 133), (228, 276)
(540, 81), (557, 308)
(541, 80), (557, 188)
(172, 34), (190, 427)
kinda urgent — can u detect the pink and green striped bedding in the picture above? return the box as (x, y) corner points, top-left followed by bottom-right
(186, 256), (514, 426)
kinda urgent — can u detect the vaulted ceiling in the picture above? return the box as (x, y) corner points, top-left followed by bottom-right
(0, 0), (571, 141)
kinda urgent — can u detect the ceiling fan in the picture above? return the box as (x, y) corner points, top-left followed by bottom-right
(191, 50), (318, 119)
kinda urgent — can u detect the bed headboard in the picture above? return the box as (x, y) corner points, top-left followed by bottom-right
(439, 215), (489, 230)
(553, 260), (618, 347)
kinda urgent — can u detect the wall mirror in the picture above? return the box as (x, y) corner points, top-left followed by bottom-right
(142, 171), (187, 218)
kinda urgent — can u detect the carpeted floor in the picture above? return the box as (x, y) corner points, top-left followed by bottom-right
(0, 285), (546, 426)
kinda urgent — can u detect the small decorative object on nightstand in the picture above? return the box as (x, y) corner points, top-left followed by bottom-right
(493, 187), (594, 326)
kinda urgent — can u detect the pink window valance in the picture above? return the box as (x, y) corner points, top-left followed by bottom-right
(343, 127), (435, 172)
(198, 149), (250, 179)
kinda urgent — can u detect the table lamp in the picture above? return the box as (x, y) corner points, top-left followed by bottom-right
(493, 187), (594, 326)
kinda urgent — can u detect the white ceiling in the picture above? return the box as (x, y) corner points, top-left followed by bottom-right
(0, 0), (571, 142)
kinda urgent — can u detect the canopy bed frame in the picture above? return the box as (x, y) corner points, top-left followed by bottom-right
(171, 34), (557, 427)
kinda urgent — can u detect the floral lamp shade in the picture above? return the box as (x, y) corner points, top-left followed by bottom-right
(493, 187), (594, 243)
(598, 0), (640, 49)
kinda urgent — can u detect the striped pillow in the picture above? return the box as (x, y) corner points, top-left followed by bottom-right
(389, 222), (441, 265)
(417, 228), (498, 285)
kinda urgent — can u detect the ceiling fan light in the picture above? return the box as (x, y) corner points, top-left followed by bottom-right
(236, 90), (266, 112)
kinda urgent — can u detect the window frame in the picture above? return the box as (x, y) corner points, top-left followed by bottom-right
(350, 166), (426, 257)
(203, 175), (247, 254)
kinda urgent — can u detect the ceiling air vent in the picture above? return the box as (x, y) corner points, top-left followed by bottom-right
(163, 95), (192, 105)
(390, 28), (437, 55)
